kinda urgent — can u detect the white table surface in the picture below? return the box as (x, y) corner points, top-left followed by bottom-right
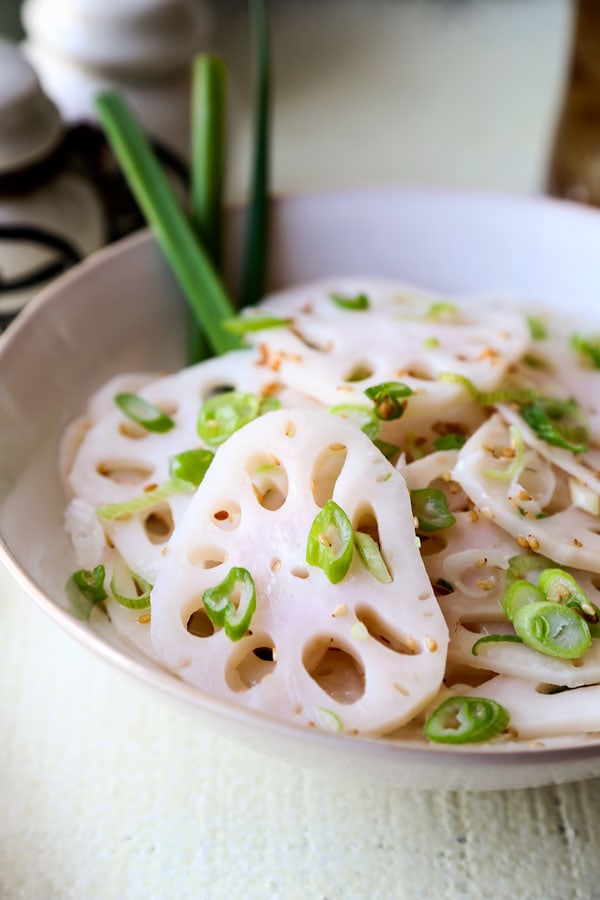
(4, 2), (597, 898)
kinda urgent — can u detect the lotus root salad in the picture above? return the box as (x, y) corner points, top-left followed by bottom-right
(61, 276), (600, 746)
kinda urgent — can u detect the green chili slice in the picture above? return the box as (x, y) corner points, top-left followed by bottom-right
(501, 579), (545, 620)
(364, 382), (414, 421)
(329, 404), (381, 440)
(330, 291), (370, 311)
(66, 565), (107, 620)
(433, 433), (466, 451)
(114, 392), (175, 433)
(425, 696), (509, 744)
(110, 560), (153, 610)
(527, 315), (548, 340)
(538, 568), (600, 635)
(410, 489), (456, 532)
(571, 333), (600, 369)
(520, 398), (589, 454)
(306, 500), (354, 584)
(512, 600), (591, 659)
(72, 565), (107, 604)
(223, 314), (291, 334)
(169, 448), (214, 488)
(203, 567), (257, 640)
(354, 531), (392, 583)
(197, 390), (276, 446)
(472, 634), (524, 654)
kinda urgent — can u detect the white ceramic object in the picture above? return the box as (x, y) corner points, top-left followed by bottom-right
(0, 38), (105, 317)
(21, 0), (212, 158)
(4, 187), (600, 792)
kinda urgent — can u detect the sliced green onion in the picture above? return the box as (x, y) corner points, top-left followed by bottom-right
(501, 580), (545, 619)
(169, 448), (214, 488)
(484, 425), (525, 481)
(527, 315), (548, 340)
(96, 91), (239, 356)
(472, 634), (524, 655)
(330, 292), (370, 311)
(521, 398), (589, 454)
(364, 382), (414, 421)
(438, 372), (538, 407)
(410, 489), (456, 532)
(328, 404), (381, 440)
(433, 433), (466, 451)
(202, 566), (256, 640)
(317, 708), (343, 731)
(512, 600), (591, 659)
(423, 336), (440, 349)
(110, 559), (152, 610)
(66, 567), (107, 621)
(223, 314), (291, 334)
(240, 0), (271, 307)
(96, 481), (187, 521)
(424, 301), (457, 320)
(188, 54), (227, 363)
(114, 392), (175, 433)
(373, 438), (400, 460)
(197, 390), (275, 447)
(354, 531), (392, 583)
(505, 553), (552, 587)
(538, 568), (600, 635)
(425, 696), (509, 744)
(72, 565), (107, 604)
(571, 333), (600, 369)
(66, 565), (107, 619)
(306, 500), (354, 584)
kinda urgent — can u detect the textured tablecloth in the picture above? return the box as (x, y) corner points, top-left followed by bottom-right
(4, 2), (596, 898)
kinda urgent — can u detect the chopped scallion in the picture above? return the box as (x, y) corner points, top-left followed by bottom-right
(223, 313), (291, 334)
(330, 292), (370, 311)
(197, 390), (278, 447)
(512, 600), (591, 659)
(306, 500), (354, 584)
(471, 634), (524, 655)
(203, 566), (257, 640)
(571, 333), (600, 369)
(354, 531), (392, 583)
(114, 392), (175, 433)
(110, 559), (152, 610)
(433, 433), (466, 451)
(169, 448), (214, 488)
(425, 696), (509, 744)
(364, 381), (413, 421)
(411, 489), (456, 532)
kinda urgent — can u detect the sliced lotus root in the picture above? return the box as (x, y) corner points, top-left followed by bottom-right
(150, 408), (448, 736)
(465, 675), (600, 740)
(243, 279), (530, 444)
(452, 414), (600, 574)
(64, 349), (316, 582)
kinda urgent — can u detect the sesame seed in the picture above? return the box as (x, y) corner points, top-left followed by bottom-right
(573, 538), (583, 548)
(332, 604), (348, 617)
(468, 509), (479, 523)
(527, 535), (540, 551)
(476, 579), (494, 591)
(516, 535), (530, 548)
(517, 489), (532, 501)
(138, 613), (151, 624)
(480, 506), (495, 520)
(425, 636), (438, 652)
(442, 471), (452, 482)
(474, 557), (488, 569)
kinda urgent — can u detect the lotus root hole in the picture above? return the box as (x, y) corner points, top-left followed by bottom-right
(356, 606), (422, 655)
(247, 455), (289, 510)
(186, 607), (215, 638)
(211, 501), (241, 530)
(225, 636), (277, 692)
(303, 639), (365, 704)
(143, 506), (174, 544)
(343, 362), (374, 383)
(187, 546), (228, 568)
(311, 444), (348, 507)
(419, 535), (448, 558)
(96, 460), (154, 485)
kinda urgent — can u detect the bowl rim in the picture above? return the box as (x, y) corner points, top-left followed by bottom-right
(4, 184), (600, 775)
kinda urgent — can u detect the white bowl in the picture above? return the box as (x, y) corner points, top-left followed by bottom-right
(4, 186), (600, 792)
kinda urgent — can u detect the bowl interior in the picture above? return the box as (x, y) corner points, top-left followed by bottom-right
(4, 187), (600, 790)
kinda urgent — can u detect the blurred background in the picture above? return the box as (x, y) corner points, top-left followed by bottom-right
(0, 0), (576, 199)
